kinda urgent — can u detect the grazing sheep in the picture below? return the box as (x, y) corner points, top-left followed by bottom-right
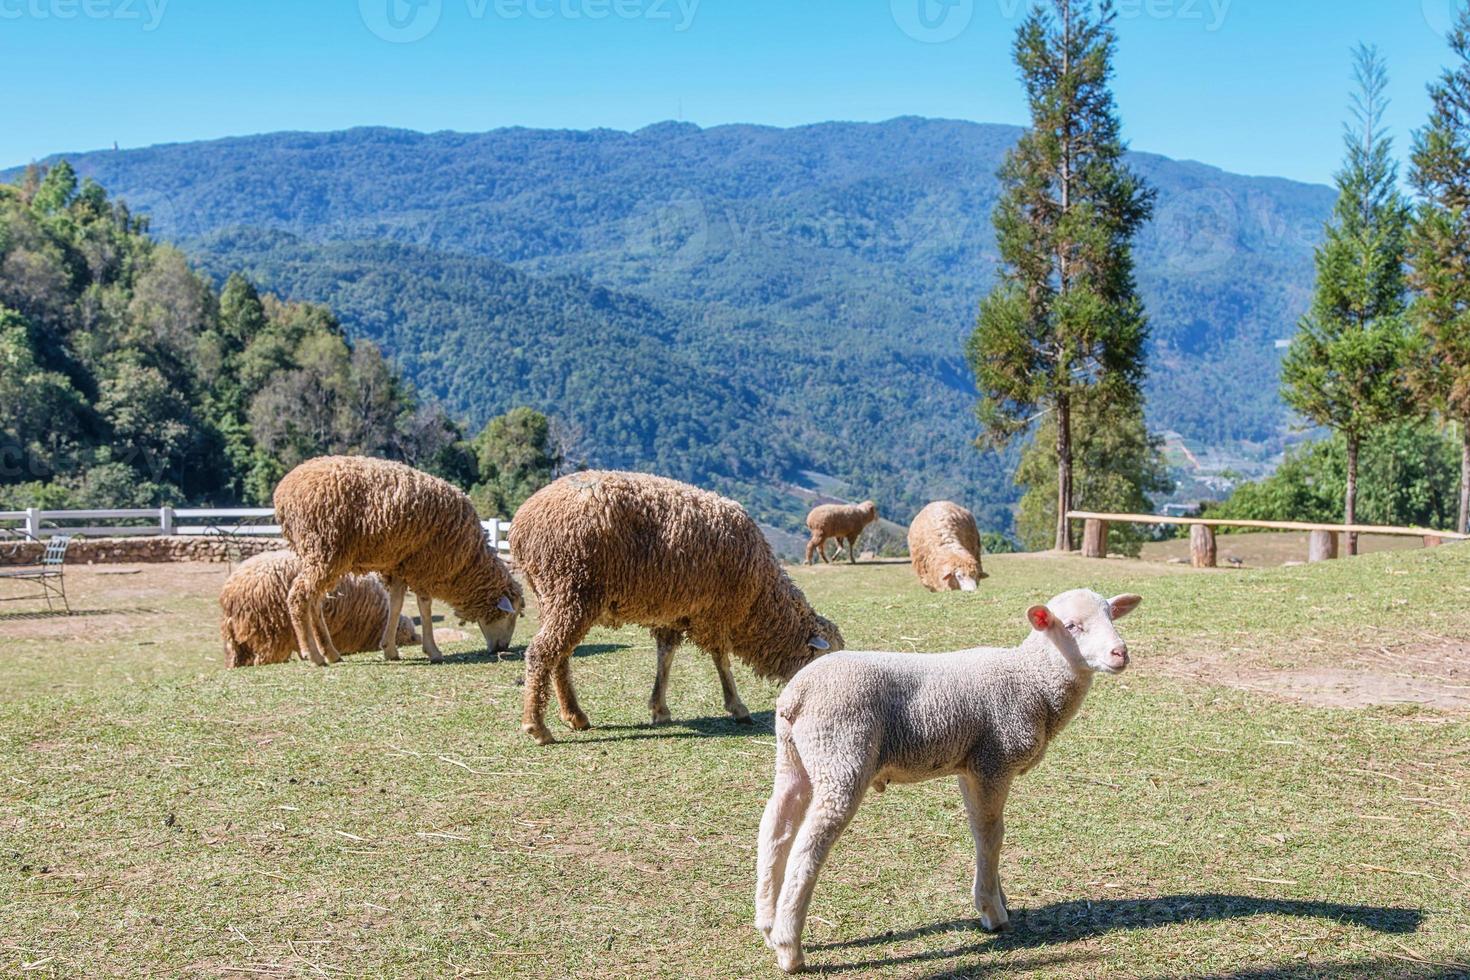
(510, 471), (846, 745)
(754, 589), (1143, 973)
(804, 500), (878, 564)
(908, 501), (988, 592)
(220, 550), (419, 667)
(274, 455), (523, 666)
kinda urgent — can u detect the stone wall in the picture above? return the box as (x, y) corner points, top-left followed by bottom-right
(0, 535), (286, 566)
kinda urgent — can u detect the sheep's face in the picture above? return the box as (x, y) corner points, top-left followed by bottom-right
(475, 591), (523, 654)
(942, 558), (989, 592)
(1026, 589), (1141, 675)
(395, 615), (421, 647)
(808, 614), (845, 656)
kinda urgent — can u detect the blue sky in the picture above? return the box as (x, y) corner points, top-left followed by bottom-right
(0, 0), (1459, 185)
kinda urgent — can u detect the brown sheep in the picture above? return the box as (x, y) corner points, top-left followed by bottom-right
(220, 550), (420, 667)
(510, 471), (846, 745)
(804, 500), (878, 564)
(908, 501), (989, 592)
(274, 455), (523, 666)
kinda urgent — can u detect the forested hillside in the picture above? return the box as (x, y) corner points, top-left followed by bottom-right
(6, 118), (1335, 530)
(0, 165), (464, 509)
(188, 229), (1016, 531)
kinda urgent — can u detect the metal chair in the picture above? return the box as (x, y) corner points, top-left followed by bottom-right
(0, 534), (73, 613)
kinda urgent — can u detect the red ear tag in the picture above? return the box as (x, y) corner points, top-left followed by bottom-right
(1029, 607), (1051, 630)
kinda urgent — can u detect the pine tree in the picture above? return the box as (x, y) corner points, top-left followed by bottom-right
(1281, 45), (1412, 555)
(965, 0), (1154, 551)
(1409, 9), (1470, 535)
(1013, 395), (1171, 556)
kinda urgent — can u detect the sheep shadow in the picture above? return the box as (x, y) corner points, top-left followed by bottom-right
(0, 606), (140, 621)
(904, 956), (1463, 980)
(563, 709), (777, 744)
(814, 895), (1426, 975)
(370, 643), (630, 667)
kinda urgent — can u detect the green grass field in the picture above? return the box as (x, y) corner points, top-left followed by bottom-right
(3, 551), (1469, 978)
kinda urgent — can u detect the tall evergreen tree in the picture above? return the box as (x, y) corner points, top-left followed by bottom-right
(1281, 45), (1411, 555)
(1409, 9), (1470, 535)
(966, 0), (1154, 551)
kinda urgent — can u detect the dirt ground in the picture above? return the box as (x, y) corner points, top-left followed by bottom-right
(1153, 640), (1470, 712)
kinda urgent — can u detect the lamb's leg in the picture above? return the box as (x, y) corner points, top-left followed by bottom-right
(381, 577), (409, 661)
(960, 773), (1012, 932)
(819, 537), (832, 564)
(553, 657), (590, 731)
(755, 728), (812, 941)
(712, 650), (752, 722)
(804, 534), (821, 566)
(769, 780), (864, 973)
(846, 535), (858, 564)
(521, 605), (594, 745)
(648, 628), (681, 725)
(416, 593), (443, 663)
(287, 568), (330, 667)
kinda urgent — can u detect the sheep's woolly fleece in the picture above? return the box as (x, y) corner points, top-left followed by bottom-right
(273, 455), (522, 625)
(219, 550), (418, 667)
(804, 500), (878, 540)
(512, 470), (845, 682)
(907, 500), (985, 591)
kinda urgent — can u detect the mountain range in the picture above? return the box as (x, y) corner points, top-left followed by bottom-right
(6, 117), (1336, 533)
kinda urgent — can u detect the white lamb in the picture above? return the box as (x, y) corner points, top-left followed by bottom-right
(753, 589), (1143, 973)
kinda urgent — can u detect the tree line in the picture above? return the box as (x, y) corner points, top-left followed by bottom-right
(0, 163), (558, 518)
(972, 1), (1470, 547)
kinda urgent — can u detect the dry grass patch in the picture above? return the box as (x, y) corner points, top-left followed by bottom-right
(2, 551), (1469, 977)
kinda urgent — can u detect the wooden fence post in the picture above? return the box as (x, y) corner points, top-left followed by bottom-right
(24, 507), (40, 539)
(1190, 524), (1216, 568)
(1308, 530), (1338, 563)
(159, 506), (175, 536)
(1081, 519), (1108, 559)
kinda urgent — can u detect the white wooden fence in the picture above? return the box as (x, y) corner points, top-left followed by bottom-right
(0, 508), (513, 555)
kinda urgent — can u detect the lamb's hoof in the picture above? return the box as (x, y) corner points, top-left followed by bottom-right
(733, 713), (754, 725)
(485, 651), (501, 663)
(383, 650), (400, 662)
(522, 723), (555, 746)
(562, 712), (591, 732)
(978, 909), (1010, 933)
(775, 946), (805, 974)
(650, 709), (673, 726)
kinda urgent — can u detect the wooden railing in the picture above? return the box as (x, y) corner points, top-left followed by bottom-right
(1066, 510), (1468, 567)
(0, 508), (513, 555)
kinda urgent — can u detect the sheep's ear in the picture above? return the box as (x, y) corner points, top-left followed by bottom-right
(808, 635), (830, 651)
(497, 595), (516, 614)
(1026, 605), (1052, 631)
(1108, 594), (1143, 620)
